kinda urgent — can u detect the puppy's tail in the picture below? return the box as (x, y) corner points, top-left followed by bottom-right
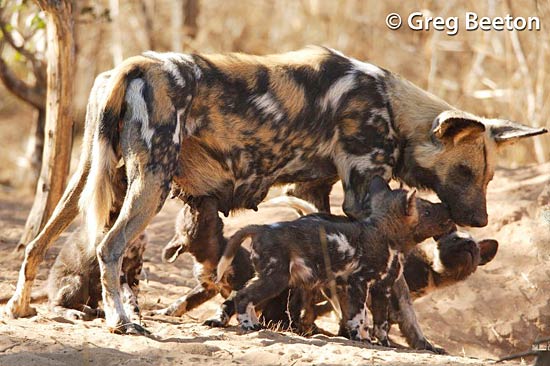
(264, 196), (318, 217)
(0, 289), (47, 304)
(216, 226), (262, 283)
(79, 56), (155, 247)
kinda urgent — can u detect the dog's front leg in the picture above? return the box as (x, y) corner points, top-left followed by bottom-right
(392, 275), (446, 354)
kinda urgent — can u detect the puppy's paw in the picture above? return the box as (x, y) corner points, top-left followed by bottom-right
(240, 322), (262, 331)
(203, 318), (228, 328)
(414, 338), (447, 354)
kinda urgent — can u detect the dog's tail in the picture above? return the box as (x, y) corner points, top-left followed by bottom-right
(263, 196), (318, 216)
(216, 225), (262, 283)
(79, 56), (156, 246)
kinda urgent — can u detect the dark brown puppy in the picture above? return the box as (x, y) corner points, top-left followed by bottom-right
(216, 177), (453, 346)
(153, 196), (254, 321)
(47, 229), (147, 321)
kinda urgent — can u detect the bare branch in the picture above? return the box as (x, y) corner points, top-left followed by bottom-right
(0, 46), (45, 108)
(0, 10), (46, 83)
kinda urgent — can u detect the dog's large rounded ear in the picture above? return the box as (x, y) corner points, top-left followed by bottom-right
(488, 119), (548, 145)
(405, 189), (417, 216)
(478, 239), (498, 265)
(368, 176), (391, 196)
(432, 110), (486, 145)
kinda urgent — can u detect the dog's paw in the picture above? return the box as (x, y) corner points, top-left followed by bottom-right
(110, 322), (151, 336)
(64, 309), (88, 321)
(414, 339), (447, 354)
(374, 338), (392, 348)
(203, 318), (228, 328)
(3, 300), (37, 319)
(240, 322), (262, 331)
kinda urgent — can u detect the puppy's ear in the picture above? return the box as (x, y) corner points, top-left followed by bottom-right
(368, 175), (391, 196)
(478, 239), (498, 265)
(405, 189), (417, 216)
(161, 236), (186, 263)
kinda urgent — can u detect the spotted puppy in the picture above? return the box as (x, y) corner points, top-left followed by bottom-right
(152, 196), (255, 320)
(47, 228), (147, 322)
(301, 230), (498, 345)
(402, 231), (498, 299)
(216, 176), (454, 345)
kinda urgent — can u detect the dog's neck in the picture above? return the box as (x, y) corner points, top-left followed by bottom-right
(361, 215), (416, 253)
(386, 74), (452, 190)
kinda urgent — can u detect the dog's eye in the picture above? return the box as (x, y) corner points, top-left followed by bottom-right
(422, 210), (430, 217)
(453, 237), (461, 242)
(456, 164), (473, 178)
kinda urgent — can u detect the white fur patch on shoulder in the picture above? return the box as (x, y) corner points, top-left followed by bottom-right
(327, 232), (355, 256)
(350, 58), (385, 79)
(319, 74), (356, 113)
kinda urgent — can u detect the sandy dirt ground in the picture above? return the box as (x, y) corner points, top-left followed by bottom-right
(0, 161), (548, 366)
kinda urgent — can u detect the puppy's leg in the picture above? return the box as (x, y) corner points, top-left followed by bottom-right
(204, 295), (236, 328)
(392, 276), (445, 353)
(297, 289), (318, 336)
(370, 283), (392, 347)
(154, 283), (217, 317)
(343, 277), (370, 342)
(235, 272), (290, 331)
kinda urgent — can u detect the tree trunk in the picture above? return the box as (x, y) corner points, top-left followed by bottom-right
(18, 0), (75, 251)
(171, 0), (184, 52)
(20, 108), (45, 188)
(183, 0), (199, 39)
(109, 0), (123, 66)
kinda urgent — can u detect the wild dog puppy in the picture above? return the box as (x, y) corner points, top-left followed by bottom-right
(292, 229), (498, 346)
(155, 195), (322, 329)
(216, 176), (454, 346)
(47, 229), (147, 321)
(152, 196), (254, 320)
(402, 231), (498, 299)
(7, 46), (546, 336)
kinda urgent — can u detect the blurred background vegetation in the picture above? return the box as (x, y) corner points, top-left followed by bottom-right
(0, 0), (548, 188)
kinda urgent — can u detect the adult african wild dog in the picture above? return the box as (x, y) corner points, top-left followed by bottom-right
(5, 46), (546, 337)
(215, 177), (454, 345)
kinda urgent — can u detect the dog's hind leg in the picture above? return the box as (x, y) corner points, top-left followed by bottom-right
(97, 78), (183, 334)
(97, 166), (170, 334)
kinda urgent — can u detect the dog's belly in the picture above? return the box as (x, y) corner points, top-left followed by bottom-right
(174, 131), (338, 213)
